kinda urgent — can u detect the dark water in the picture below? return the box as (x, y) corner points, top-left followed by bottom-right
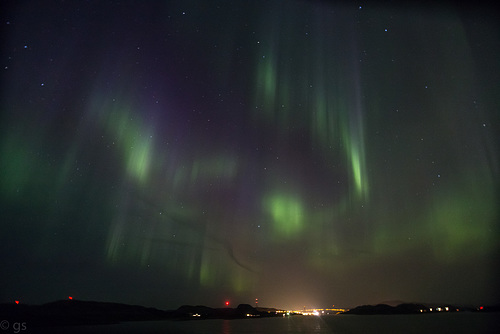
(30, 313), (500, 334)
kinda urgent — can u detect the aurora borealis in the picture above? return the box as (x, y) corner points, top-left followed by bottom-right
(1, 1), (499, 310)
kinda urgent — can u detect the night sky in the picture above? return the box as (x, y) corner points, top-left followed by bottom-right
(1, 1), (499, 310)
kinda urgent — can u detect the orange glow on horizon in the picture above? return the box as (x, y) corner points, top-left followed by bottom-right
(15, 300), (19, 304)
(68, 296), (73, 300)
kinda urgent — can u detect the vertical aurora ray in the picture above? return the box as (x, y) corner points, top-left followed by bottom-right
(90, 97), (155, 185)
(253, 4), (369, 212)
(342, 103), (369, 202)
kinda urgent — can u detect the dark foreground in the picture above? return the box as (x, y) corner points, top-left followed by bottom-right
(0, 299), (283, 328)
(9, 312), (500, 334)
(1, 300), (499, 334)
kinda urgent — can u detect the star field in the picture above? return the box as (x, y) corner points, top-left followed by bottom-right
(0, 1), (499, 310)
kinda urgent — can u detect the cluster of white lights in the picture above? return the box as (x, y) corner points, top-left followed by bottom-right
(420, 306), (452, 312)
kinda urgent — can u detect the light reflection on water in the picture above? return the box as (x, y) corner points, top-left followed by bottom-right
(222, 320), (230, 334)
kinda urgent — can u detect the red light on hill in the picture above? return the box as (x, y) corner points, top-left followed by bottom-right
(68, 296), (73, 300)
(225, 301), (230, 306)
(15, 300), (19, 304)
(479, 306), (484, 310)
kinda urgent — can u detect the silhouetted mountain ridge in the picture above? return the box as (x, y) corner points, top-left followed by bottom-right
(0, 299), (171, 326)
(344, 302), (500, 314)
(2, 299), (498, 328)
(345, 303), (427, 314)
(0, 300), (284, 327)
(171, 303), (282, 319)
